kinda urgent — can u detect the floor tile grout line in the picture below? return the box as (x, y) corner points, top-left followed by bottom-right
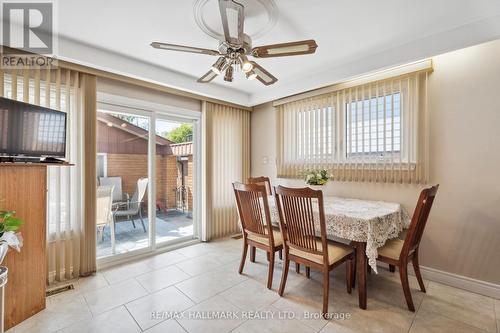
(218, 282), (280, 313)
(406, 290), (426, 333)
(133, 267), (193, 295)
(230, 270), (332, 332)
(227, 315), (250, 333)
(420, 303), (496, 333)
(137, 312), (189, 333)
(77, 276), (111, 295)
(173, 318), (189, 333)
(173, 284), (200, 305)
(125, 286), (194, 332)
(172, 254), (233, 278)
(133, 276), (149, 294)
(85, 281), (148, 318)
(426, 280), (496, 305)
(54, 298), (136, 333)
(172, 280), (251, 333)
(177, 274), (249, 306)
(417, 295), (496, 332)
(44, 295), (94, 333)
(145, 261), (180, 271)
(123, 303), (145, 332)
(100, 253), (193, 290)
(143, 257), (188, 274)
(81, 292), (95, 319)
(172, 262), (200, 278)
(224, 301), (328, 333)
(101, 271), (113, 285)
(88, 301), (134, 319)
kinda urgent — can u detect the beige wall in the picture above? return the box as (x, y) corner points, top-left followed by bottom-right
(251, 39), (500, 285)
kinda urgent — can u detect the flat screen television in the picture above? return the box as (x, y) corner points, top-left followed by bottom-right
(0, 97), (66, 158)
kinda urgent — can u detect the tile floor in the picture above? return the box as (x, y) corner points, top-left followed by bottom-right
(7, 238), (499, 333)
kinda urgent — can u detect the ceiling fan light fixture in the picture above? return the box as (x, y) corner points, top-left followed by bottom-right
(245, 70), (257, 80)
(211, 57), (227, 75)
(239, 55), (253, 73)
(152, 1), (315, 87)
(224, 65), (234, 82)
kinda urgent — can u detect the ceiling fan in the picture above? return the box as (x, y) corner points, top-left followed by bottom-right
(151, 0), (318, 86)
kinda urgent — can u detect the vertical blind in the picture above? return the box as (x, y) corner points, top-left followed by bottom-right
(0, 67), (96, 283)
(276, 71), (430, 184)
(204, 102), (250, 239)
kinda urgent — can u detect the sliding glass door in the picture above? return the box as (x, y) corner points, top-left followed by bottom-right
(154, 117), (196, 246)
(96, 105), (200, 261)
(96, 110), (151, 258)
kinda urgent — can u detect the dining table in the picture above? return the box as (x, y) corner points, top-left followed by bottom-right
(267, 195), (410, 310)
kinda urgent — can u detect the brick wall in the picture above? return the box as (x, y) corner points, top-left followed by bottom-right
(105, 153), (185, 211)
(165, 155), (178, 209)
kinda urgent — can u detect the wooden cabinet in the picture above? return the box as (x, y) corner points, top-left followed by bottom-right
(0, 165), (47, 330)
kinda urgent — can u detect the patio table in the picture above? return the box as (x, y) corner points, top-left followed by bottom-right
(267, 195), (410, 309)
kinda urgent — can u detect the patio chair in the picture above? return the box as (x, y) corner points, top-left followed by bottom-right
(96, 185), (115, 250)
(113, 178), (149, 232)
(99, 176), (129, 203)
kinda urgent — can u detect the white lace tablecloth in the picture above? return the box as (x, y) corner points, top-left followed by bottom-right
(268, 196), (410, 273)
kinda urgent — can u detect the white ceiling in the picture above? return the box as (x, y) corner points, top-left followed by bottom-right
(57, 0), (500, 106)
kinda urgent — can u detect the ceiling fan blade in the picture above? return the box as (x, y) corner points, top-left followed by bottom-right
(251, 62), (278, 86)
(218, 0), (244, 45)
(252, 40), (318, 58)
(197, 69), (218, 83)
(151, 42), (219, 56)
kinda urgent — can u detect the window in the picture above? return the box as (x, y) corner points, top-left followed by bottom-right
(96, 153), (107, 177)
(276, 69), (430, 183)
(295, 106), (334, 161)
(346, 93), (401, 159)
(280, 97), (335, 168)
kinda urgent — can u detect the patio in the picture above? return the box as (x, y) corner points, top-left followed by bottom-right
(96, 210), (193, 258)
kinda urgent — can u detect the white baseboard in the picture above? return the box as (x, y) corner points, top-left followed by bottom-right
(414, 265), (500, 300)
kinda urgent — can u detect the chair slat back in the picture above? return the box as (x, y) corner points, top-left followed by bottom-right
(274, 186), (328, 261)
(401, 185), (439, 258)
(99, 177), (123, 202)
(130, 178), (148, 211)
(248, 176), (272, 196)
(233, 182), (274, 243)
(96, 185), (114, 227)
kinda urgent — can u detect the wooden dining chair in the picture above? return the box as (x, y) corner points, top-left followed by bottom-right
(233, 182), (283, 289)
(247, 176), (279, 261)
(247, 176), (272, 196)
(376, 185), (439, 311)
(274, 186), (354, 318)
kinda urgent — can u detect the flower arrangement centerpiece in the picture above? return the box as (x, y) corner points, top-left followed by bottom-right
(0, 210), (24, 264)
(304, 169), (330, 186)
